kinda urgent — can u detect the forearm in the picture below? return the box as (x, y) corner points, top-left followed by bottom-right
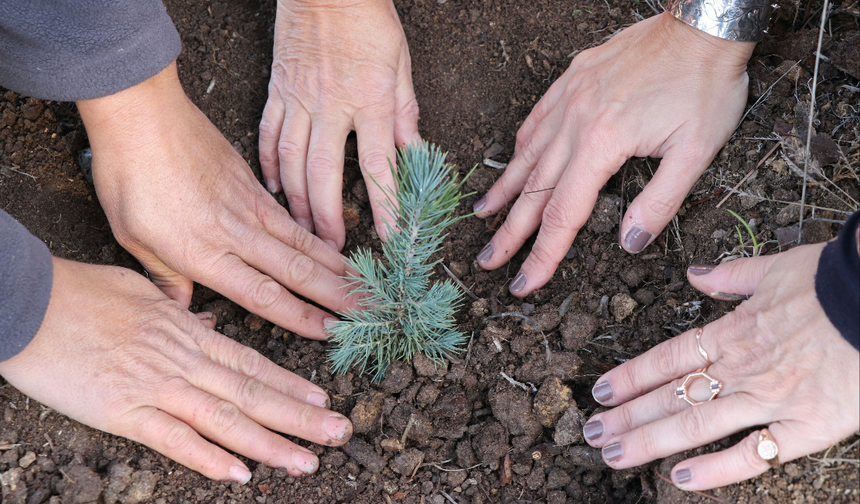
(0, 210), (53, 362)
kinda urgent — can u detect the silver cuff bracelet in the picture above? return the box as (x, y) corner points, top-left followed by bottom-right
(666, 0), (774, 42)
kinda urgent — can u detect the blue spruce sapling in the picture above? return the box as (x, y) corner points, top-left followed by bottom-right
(327, 141), (473, 380)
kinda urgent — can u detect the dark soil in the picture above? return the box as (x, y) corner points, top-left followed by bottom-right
(1, 1), (859, 503)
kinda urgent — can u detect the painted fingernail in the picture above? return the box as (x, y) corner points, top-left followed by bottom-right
(295, 218), (311, 231)
(228, 463), (252, 484)
(583, 419), (604, 441)
(675, 468), (693, 485)
(473, 195), (488, 213)
(324, 414), (352, 441)
(306, 391), (330, 409)
(592, 381), (613, 404)
(510, 272), (527, 293)
(602, 442), (624, 462)
(265, 178), (278, 194)
(293, 449), (318, 475)
(625, 225), (653, 253)
(324, 239), (338, 251)
(688, 264), (716, 276)
(477, 243), (494, 263)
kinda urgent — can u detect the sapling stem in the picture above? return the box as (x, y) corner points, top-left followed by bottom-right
(326, 141), (475, 380)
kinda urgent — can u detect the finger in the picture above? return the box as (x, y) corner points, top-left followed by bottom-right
(511, 75), (568, 151)
(306, 119), (349, 248)
(259, 95), (286, 194)
(204, 254), (339, 340)
(474, 99), (565, 219)
(197, 330), (331, 409)
(600, 393), (768, 469)
(619, 143), (714, 254)
(590, 325), (723, 407)
(196, 312), (217, 330)
(162, 383), (322, 477)
(508, 146), (618, 296)
(355, 109), (398, 242)
(669, 429), (784, 491)
(687, 254), (780, 300)
(279, 107), (314, 233)
(126, 406), (252, 483)
(393, 51), (420, 148)
(137, 252), (194, 308)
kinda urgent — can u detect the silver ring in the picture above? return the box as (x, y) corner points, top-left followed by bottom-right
(696, 327), (710, 363)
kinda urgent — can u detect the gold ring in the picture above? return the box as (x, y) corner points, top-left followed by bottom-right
(757, 429), (780, 467)
(696, 327), (710, 362)
(675, 367), (722, 406)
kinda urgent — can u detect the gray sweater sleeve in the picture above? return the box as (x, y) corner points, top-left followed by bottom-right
(0, 210), (53, 362)
(0, 0), (181, 101)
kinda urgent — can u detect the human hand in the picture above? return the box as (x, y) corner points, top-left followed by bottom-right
(77, 62), (359, 340)
(580, 244), (860, 490)
(0, 258), (352, 481)
(474, 13), (755, 296)
(259, 0), (420, 248)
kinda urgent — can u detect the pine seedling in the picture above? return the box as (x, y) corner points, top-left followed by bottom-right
(326, 141), (474, 381)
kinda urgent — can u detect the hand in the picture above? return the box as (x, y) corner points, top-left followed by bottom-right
(580, 244), (860, 490)
(474, 13), (755, 297)
(259, 0), (420, 248)
(77, 62), (359, 340)
(0, 258), (352, 481)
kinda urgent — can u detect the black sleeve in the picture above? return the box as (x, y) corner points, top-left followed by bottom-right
(815, 210), (860, 351)
(0, 0), (181, 102)
(0, 210), (53, 362)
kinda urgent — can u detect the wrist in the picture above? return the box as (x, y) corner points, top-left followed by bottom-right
(656, 12), (755, 72)
(666, 0), (773, 42)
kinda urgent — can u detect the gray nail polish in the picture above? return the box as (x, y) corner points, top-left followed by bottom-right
(477, 243), (494, 263)
(474, 195), (488, 213)
(675, 468), (693, 484)
(625, 225), (653, 253)
(603, 442), (623, 462)
(592, 381), (613, 404)
(688, 264), (716, 276)
(510, 272), (527, 292)
(583, 419), (604, 441)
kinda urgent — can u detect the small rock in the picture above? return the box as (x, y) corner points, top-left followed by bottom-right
(56, 464), (103, 504)
(547, 467), (572, 489)
(521, 303), (535, 315)
(585, 195), (621, 234)
(533, 377), (574, 428)
(783, 462), (803, 479)
(380, 360), (413, 394)
(482, 142), (504, 159)
(244, 313), (264, 331)
(470, 298), (490, 318)
(620, 264), (648, 287)
(472, 421), (508, 465)
(776, 225), (800, 247)
(342, 437), (386, 474)
(17, 452), (35, 469)
(633, 289), (655, 306)
(524, 306), (560, 332)
(568, 446), (606, 468)
(559, 312), (598, 351)
(526, 464), (546, 490)
(547, 489), (568, 504)
(122, 471), (158, 504)
(350, 392), (384, 434)
(342, 204), (361, 230)
(416, 384), (440, 408)
(0, 467), (26, 504)
(489, 384), (542, 440)
(105, 460), (134, 502)
(609, 294), (637, 322)
(390, 448), (424, 476)
(553, 404), (586, 445)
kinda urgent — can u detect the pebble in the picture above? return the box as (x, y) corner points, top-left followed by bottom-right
(489, 383), (542, 440)
(0, 467), (26, 504)
(533, 377), (574, 428)
(390, 448), (424, 476)
(17, 451), (35, 469)
(610, 293), (638, 322)
(553, 404), (586, 446)
(342, 437), (386, 474)
(349, 392), (384, 434)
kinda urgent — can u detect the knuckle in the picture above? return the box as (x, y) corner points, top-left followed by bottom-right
(306, 152), (339, 178)
(258, 117), (279, 142)
(236, 347), (268, 379)
(678, 406), (707, 443)
(361, 149), (394, 178)
(397, 98), (420, 122)
(278, 138), (305, 160)
(284, 190), (311, 211)
(739, 433), (770, 473)
(245, 277), (282, 310)
(235, 375), (265, 411)
(283, 253), (319, 288)
(616, 364), (640, 401)
(652, 343), (680, 381)
(161, 421), (194, 454)
(616, 404), (636, 433)
(209, 400), (242, 435)
(645, 193), (680, 220)
(636, 426), (660, 460)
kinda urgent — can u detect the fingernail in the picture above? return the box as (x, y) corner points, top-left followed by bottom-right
(375, 224), (387, 241)
(228, 463), (252, 484)
(625, 225), (653, 253)
(675, 468), (693, 485)
(324, 239), (338, 251)
(592, 381), (613, 404)
(583, 419), (604, 441)
(196, 312), (214, 321)
(323, 317), (338, 331)
(477, 243), (494, 263)
(688, 264), (716, 276)
(324, 414), (352, 441)
(295, 218), (311, 231)
(473, 195), (488, 213)
(265, 178), (278, 194)
(510, 272), (527, 293)
(602, 442), (624, 462)
(292, 449), (318, 475)
(306, 391), (330, 409)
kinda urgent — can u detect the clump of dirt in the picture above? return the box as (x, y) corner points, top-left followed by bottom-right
(1, 0), (858, 503)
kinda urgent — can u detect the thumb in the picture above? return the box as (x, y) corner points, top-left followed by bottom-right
(687, 254), (779, 300)
(619, 144), (713, 254)
(138, 253), (194, 308)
